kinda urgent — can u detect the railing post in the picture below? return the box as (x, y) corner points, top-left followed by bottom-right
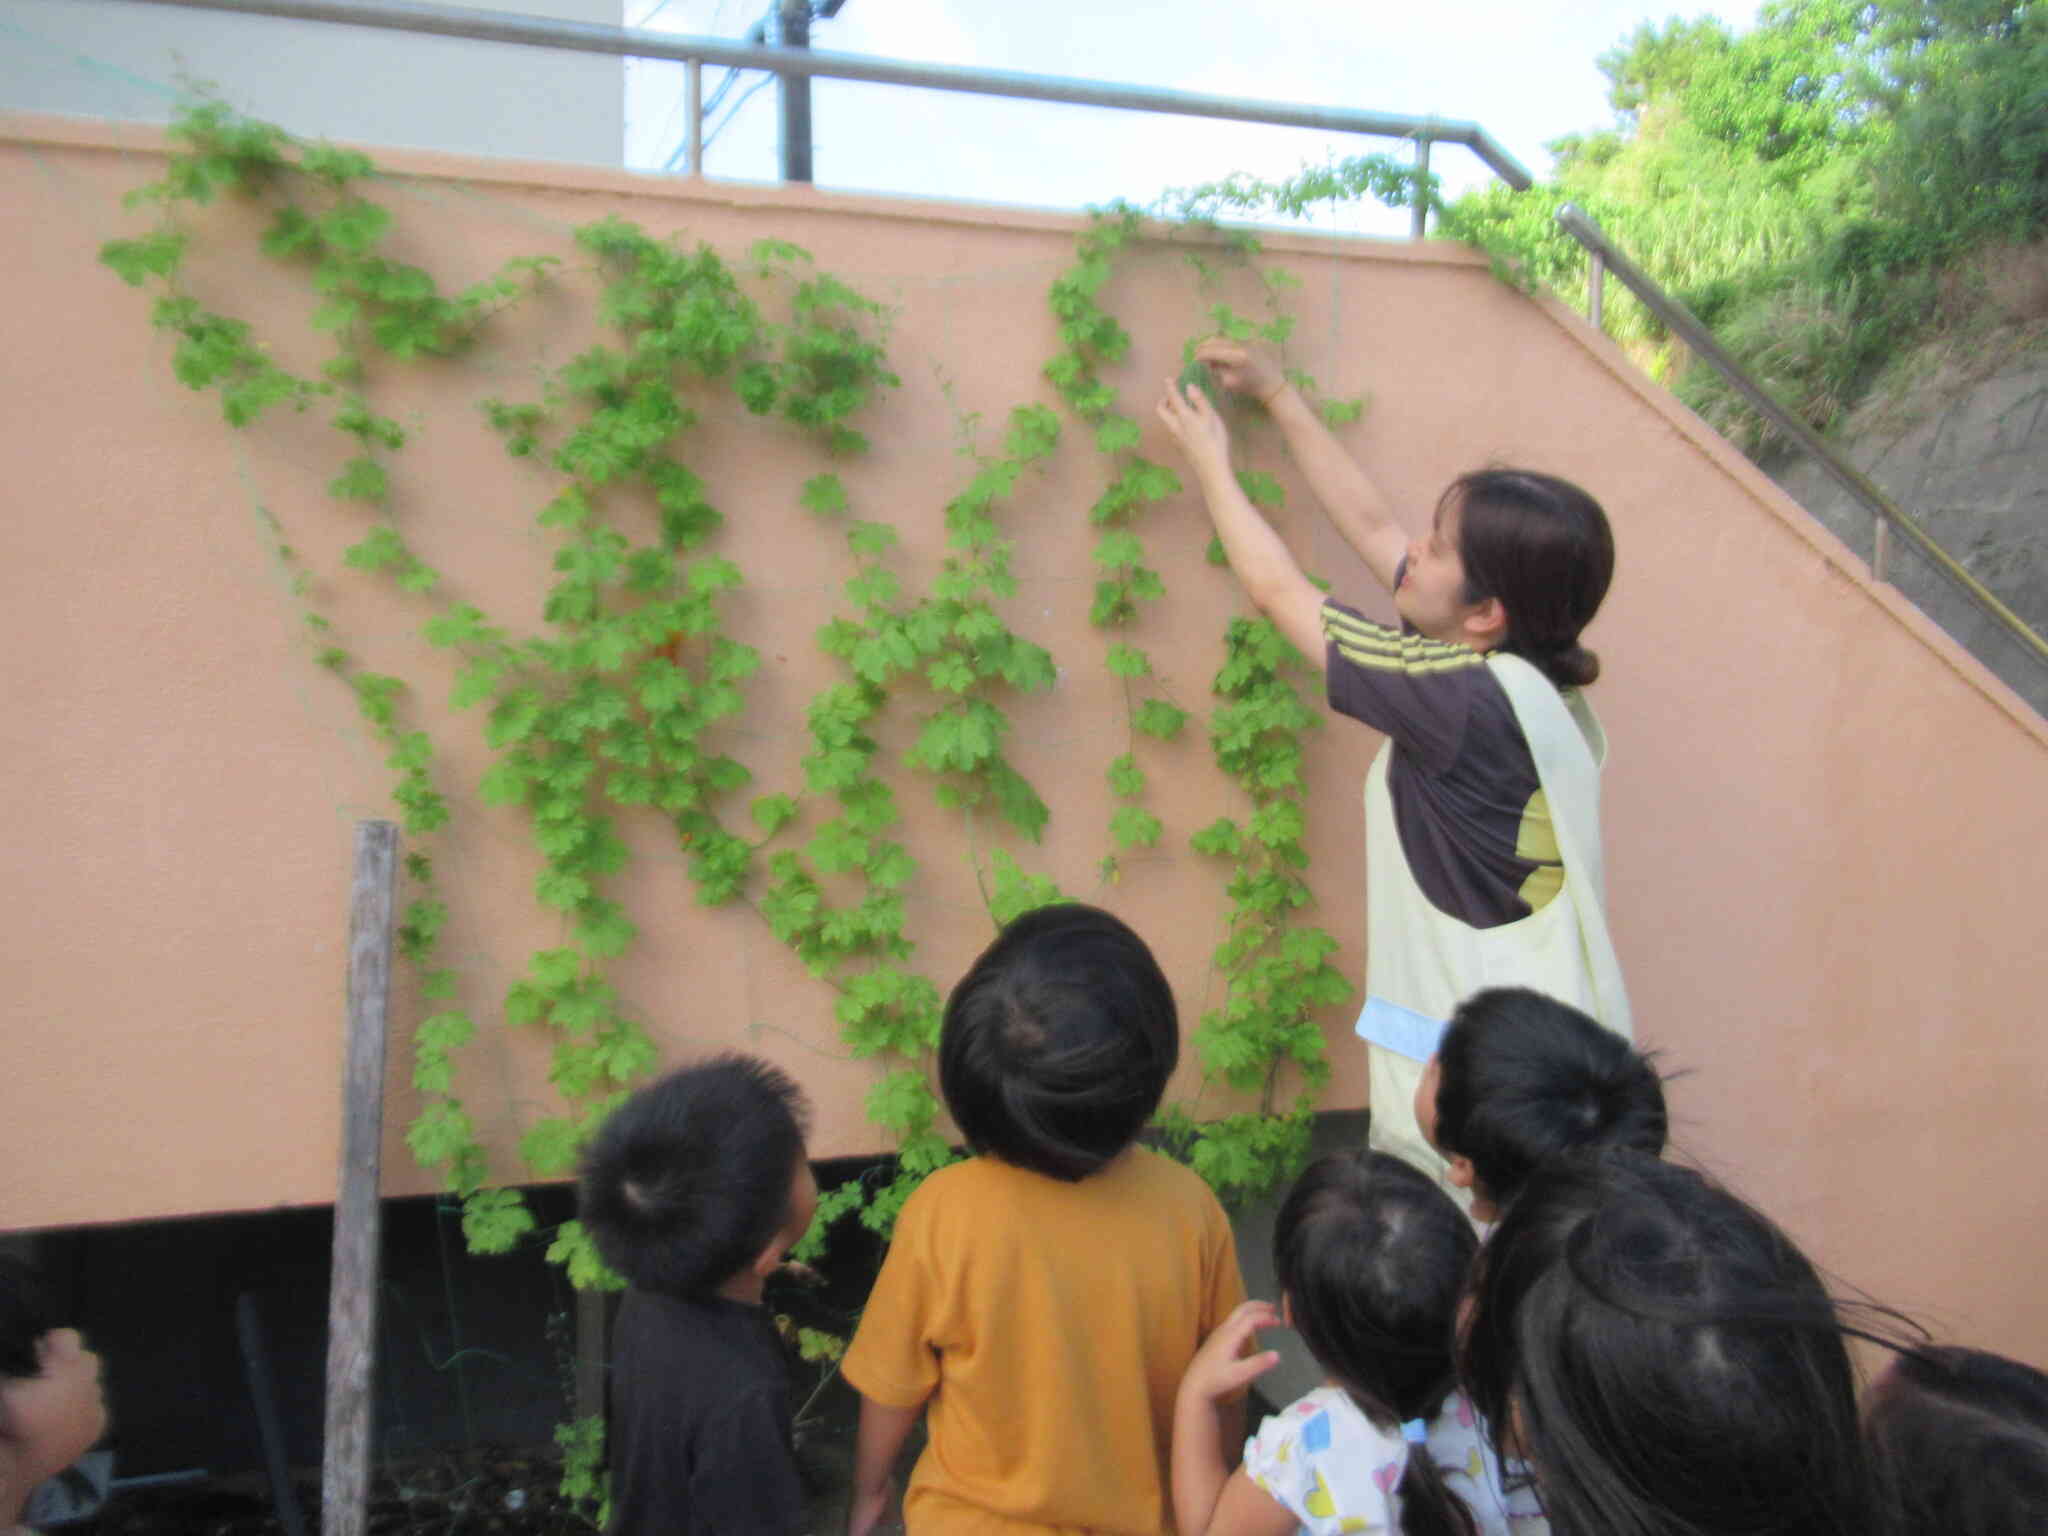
(685, 56), (703, 176)
(1410, 134), (1431, 240)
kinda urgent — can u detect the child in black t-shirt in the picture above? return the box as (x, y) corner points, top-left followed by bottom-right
(579, 1054), (818, 1536)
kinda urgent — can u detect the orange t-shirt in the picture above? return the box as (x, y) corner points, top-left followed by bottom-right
(843, 1148), (1245, 1534)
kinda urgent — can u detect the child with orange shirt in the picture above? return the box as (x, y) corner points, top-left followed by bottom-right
(842, 903), (1248, 1535)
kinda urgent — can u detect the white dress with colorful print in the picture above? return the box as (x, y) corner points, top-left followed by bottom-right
(1241, 1386), (1547, 1536)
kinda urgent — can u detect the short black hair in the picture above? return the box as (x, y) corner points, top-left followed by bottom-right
(578, 1054), (811, 1298)
(938, 902), (1178, 1181)
(0, 1255), (55, 1379)
(1434, 986), (1665, 1209)
(1866, 1345), (2048, 1536)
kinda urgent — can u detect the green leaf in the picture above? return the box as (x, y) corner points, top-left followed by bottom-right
(1133, 699), (1191, 740)
(806, 818), (869, 875)
(847, 520), (897, 558)
(1095, 414), (1142, 454)
(1236, 468), (1286, 509)
(575, 898), (638, 957)
(1106, 643), (1151, 679)
(686, 557), (743, 596)
(1093, 530), (1144, 569)
(101, 231), (189, 287)
(838, 779), (898, 834)
(1189, 817), (1242, 856)
(461, 1187), (536, 1255)
(1001, 403), (1061, 461)
(988, 759), (1049, 843)
(1250, 798), (1307, 849)
(866, 1070), (937, 1135)
(406, 1100), (477, 1170)
(1110, 804), (1164, 849)
(751, 793), (799, 836)
(330, 457), (388, 503)
(319, 198), (393, 256)
(863, 840), (917, 890)
(547, 1220), (626, 1291)
(520, 1117), (583, 1177)
(802, 473), (849, 516)
(486, 689), (545, 750)
(637, 659), (691, 715)
(1107, 753), (1146, 798)
(449, 658), (504, 710)
(926, 653), (976, 694)
(536, 867), (593, 911)
(986, 849), (1065, 926)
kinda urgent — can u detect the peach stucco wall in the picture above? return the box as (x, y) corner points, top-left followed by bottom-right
(4, 117), (2044, 1364)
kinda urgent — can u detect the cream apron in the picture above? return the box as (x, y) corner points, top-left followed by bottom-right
(1358, 653), (1631, 1181)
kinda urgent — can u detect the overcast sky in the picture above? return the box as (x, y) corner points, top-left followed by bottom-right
(624, 0), (1765, 234)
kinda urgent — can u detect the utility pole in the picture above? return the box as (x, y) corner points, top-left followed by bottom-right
(776, 0), (847, 184)
(777, 0), (813, 183)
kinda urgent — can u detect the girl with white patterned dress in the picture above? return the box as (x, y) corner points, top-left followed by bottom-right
(1171, 1151), (1545, 1536)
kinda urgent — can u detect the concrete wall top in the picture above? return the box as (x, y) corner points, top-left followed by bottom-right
(3, 114), (2043, 1366)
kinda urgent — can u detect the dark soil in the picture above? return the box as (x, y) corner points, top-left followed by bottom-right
(74, 1329), (906, 1536)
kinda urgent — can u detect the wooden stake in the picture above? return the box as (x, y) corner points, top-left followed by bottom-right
(323, 821), (398, 1536)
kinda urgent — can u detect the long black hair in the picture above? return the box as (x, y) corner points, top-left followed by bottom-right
(1459, 1151), (1900, 1536)
(1864, 1345), (2048, 1535)
(1274, 1150), (1479, 1536)
(1448, 469), (1614, 690)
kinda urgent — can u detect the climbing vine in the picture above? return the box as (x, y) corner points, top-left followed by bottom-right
(102, 95), (1403, 1510)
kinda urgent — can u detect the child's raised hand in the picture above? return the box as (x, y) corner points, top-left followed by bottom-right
(1194, 339), (1283, 405)
(1180, 1299), (1284, 1405)
(1155, 379), (1232, 473)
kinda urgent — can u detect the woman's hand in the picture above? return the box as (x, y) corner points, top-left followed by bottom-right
(1155, 378), (1233, 479)
(1194, 339), (1285, 406)
(1179, 1299), (1285, 1406)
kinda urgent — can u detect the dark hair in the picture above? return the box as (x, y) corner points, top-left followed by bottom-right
(578, 1054), (811, 1298)
(1434, 987), (1666, 1210)
(1459, 1152), (1892, 1536)
(1865, 1346), (2048, 1536)
(938, 902), (1178, 1181)
(1447, 469), (1614, 690)
(1274, 1151), (1479, 1536)
(0, 1255), (56, 1379)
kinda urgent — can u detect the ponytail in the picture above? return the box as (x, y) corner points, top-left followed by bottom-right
(1393, 1409), (1480, 1536)
(1530, 641), (1600, 690)
(1436, 987), (1666, 1212)
(1447, 468), (1614, 692)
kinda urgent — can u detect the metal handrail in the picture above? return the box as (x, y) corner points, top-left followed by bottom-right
(121, 0), (1532, 232)
(1556, 203), (2048, 671)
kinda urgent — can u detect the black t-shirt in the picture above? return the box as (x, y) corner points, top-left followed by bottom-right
(605, 1289), (805, 1536)
(1322, 598), (1563, 930)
